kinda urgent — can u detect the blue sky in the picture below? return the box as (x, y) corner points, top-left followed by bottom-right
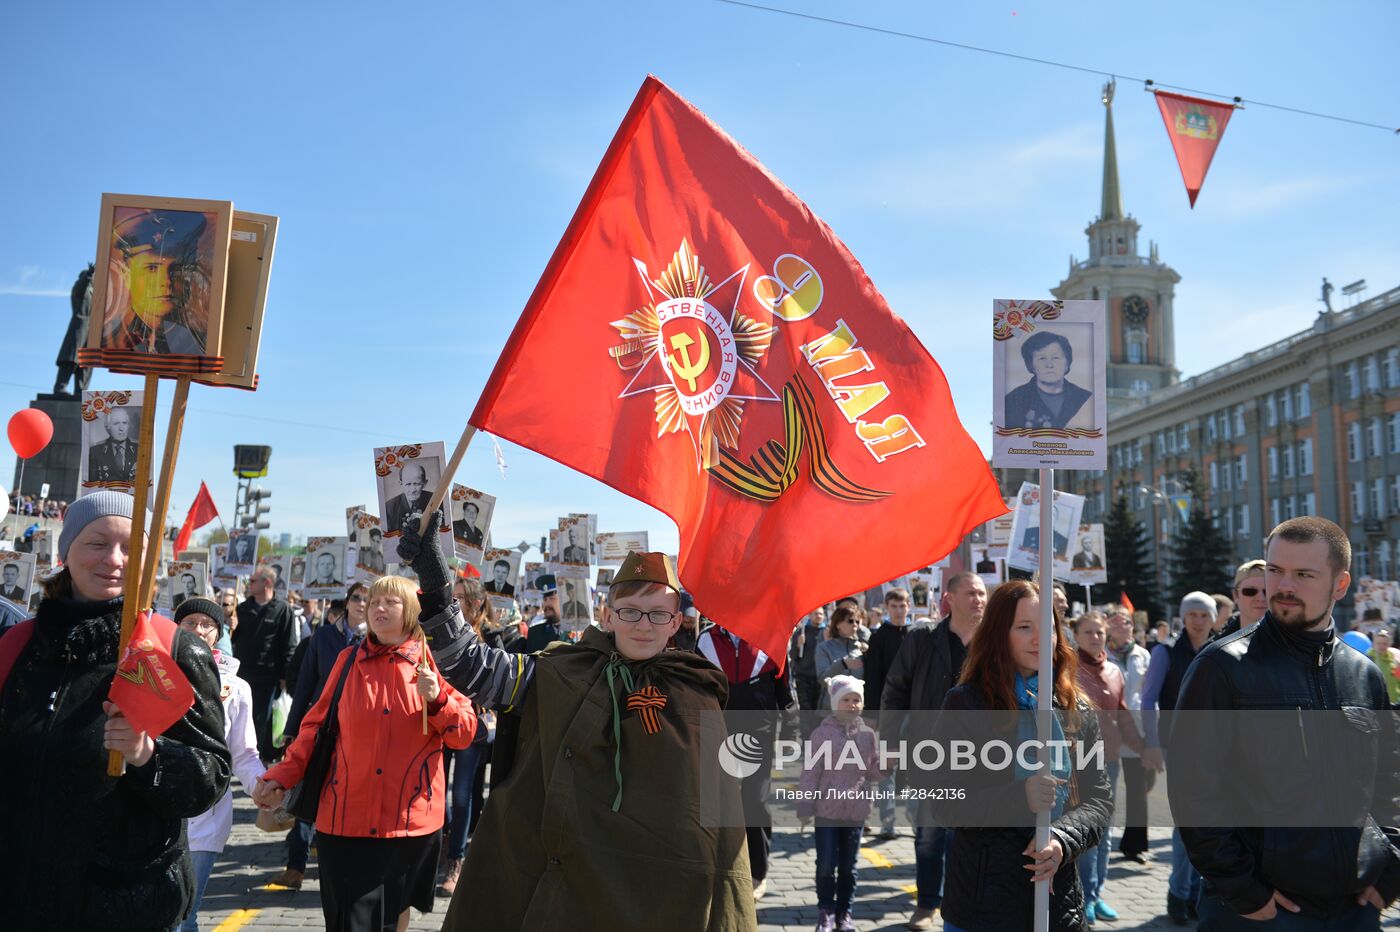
(3, 1), (1397, 557)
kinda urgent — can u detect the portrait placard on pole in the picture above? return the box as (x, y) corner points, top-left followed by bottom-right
(1066, 523), (1108, 587)
(1005, 481), (1086, 580)
(992, 299), (1107, 470)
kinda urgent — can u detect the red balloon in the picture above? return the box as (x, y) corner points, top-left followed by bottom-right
(8, 408), (54, 459)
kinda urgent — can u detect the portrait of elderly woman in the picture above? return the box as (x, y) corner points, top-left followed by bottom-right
(96, 202), (222, 356)
(1003, 329), (1094, 430)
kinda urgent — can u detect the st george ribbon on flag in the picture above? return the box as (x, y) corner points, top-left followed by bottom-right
(468, 75), (1006, 666)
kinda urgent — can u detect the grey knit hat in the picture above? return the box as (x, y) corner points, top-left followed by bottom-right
(59, 491), (136, 562)
(1180, 591), (1217, 618)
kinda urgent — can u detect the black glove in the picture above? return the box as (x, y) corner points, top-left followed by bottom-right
(396, 510), (453, 598)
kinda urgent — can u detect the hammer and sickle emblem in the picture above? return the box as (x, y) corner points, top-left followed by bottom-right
(667, 331), (711, 393)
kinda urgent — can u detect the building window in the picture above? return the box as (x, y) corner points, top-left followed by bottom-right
(1283, 496), (1296, 520)
(1282, 445), (1294, 479)
(1355, 550), (1370, 578)
(1386, 347), (1400, 388)
(1352, 481), (1365, 518)
(1208, 461), (1218, 492)
(1127, 330), (1145, 364)
(1131, 379), (1152, 396)
(1348, 422), (1362, 462)
(1299, 438), (1313, 476)
(1155, 432), (1166, 457)
(1280, 390), (1293, 422)
(1264, 395), (1277, 427)
(1270, 498), (1281, 527)
(1368, 418), (1383, 458)
(1268, 446), (1279, 480)
(1179, 425), (1190, 450)
(1113, 446), (1123, 469)
(1233, 405), (1245, 436)
(1206, 418), (1217, 443)
(1238, 504), (1250, 538)
(1390, 477), (1400, 514)
(1221, 461), (1233, 491)
(1295, 383), (1310, 419)
(1344, 361), (1359, 399)
(1167, 429), (1177, 454)
(1302, 492), (1315, 515)
(1236, 454), (1247, 486)
(1220, 412), (1232, 441)
(1389, 413), (1400, 454)
(1380, 541), (1393, 581)
(1372, 478), (1386, 517)
(1364, 355), (1380, 392)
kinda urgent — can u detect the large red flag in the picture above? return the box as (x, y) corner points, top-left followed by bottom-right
(470, 77), (1006, 664)
(174, 482), (219, 555)
(1154, 90), (1236, 208)
(108, 610), (196, 738)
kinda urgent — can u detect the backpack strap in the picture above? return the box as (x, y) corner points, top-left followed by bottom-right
(0, 620), (37, 694)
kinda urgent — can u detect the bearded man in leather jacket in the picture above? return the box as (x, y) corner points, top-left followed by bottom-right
(1169, 516), (1400, 929)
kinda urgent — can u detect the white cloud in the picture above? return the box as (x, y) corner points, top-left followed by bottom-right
(0, 266), (70, 297)
(1205, 174), (1368, 220)
(837, 123), (1101, 216)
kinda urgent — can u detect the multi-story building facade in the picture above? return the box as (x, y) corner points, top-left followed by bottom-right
(1001, 85), (1400, 620)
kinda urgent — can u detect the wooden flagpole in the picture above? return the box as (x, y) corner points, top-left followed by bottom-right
(108, 373), (161, 777)
(417, 425), (477, 535)
(137, 376), (191, 610)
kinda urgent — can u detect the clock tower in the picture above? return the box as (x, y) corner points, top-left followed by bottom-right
(1052, 80), (1180, 415)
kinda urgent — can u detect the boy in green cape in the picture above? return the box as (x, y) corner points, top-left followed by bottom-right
(398, 514), (757, 932)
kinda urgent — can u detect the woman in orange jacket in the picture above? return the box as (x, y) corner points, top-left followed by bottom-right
(256, 575), (476, 932)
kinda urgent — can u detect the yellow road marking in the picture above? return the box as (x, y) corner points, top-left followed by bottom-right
(861, 848), (894, 869)
(902, 884), (919, 895)
(212, 908), (260, 932)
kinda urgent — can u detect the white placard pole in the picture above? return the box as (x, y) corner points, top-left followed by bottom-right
(1035, 466), (1054, 932)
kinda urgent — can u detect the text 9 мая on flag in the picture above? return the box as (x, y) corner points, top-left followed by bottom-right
(470, 76), (1006, 665)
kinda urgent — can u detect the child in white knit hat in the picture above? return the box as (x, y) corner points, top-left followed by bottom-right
(797, 675), (886, 932)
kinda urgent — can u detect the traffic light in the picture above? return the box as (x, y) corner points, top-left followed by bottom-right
(234, 445), (272, 479)
(241, 487), (272, 529)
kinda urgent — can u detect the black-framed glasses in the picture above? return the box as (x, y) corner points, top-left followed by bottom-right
(612, 607), (677, 625)
(178, 619), (219, 633)
(1237, 587), (1261, 597)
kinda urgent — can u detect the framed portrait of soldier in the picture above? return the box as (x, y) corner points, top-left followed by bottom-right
(84, 193), (233, 374)
(991, 299), (1107, 470)
(558, 515), (593, 567)
(547, 529), (560, 562)
(165, 561), (208, 612)
(1005, 481), (1086, 578)
(79, 391), (148, 496)
(303, 537), (348, 599)
(569, 514), (598, 564)
(349, 510), (386, 581)
(1066, 523), (1108, 586)
(595, 531), (650, 566)
(373, 443), (453, 549)
(225, 528), (260, 575)
(479, 547), (522, 598)
(557, 574), (595, 633)
(210, 543), (238, 589)
(260, 556), (293, 596)
(196, 210), (278, 390)
(0, 552), (37, 608)
(30, 530), (56, 572)
(450, 484), (496, 564)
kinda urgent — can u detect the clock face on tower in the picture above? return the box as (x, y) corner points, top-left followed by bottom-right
(1122, 295), (1150, 324)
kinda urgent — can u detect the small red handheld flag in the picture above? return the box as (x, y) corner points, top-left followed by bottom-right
(173, 482), (219, 556)
(1120, 591), (1136, 615)
(1154, 90), (1236, 208)
(469, 76), (1005, 665)
(108, 610), (195, 738)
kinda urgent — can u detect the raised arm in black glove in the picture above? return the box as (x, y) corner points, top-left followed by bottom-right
(396, 510), (454, 616)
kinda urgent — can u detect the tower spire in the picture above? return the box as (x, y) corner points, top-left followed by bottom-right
(1100, 80), (1123, 222)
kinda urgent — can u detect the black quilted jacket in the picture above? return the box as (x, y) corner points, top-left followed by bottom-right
(929, 683), (1113, 932)
(0, 596), (231, 931)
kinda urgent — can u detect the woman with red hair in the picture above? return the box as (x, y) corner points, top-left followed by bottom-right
(929, 580), (1112, 932)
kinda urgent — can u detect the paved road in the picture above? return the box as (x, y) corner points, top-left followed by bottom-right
(201, 795), (1347, 931)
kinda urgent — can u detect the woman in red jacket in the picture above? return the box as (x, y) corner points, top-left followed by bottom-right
(1071, 610), (1146, 923)
(256, 575), (476, 931)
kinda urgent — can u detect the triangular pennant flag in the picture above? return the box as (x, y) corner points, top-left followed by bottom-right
(1154, 90), (1236, 207)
